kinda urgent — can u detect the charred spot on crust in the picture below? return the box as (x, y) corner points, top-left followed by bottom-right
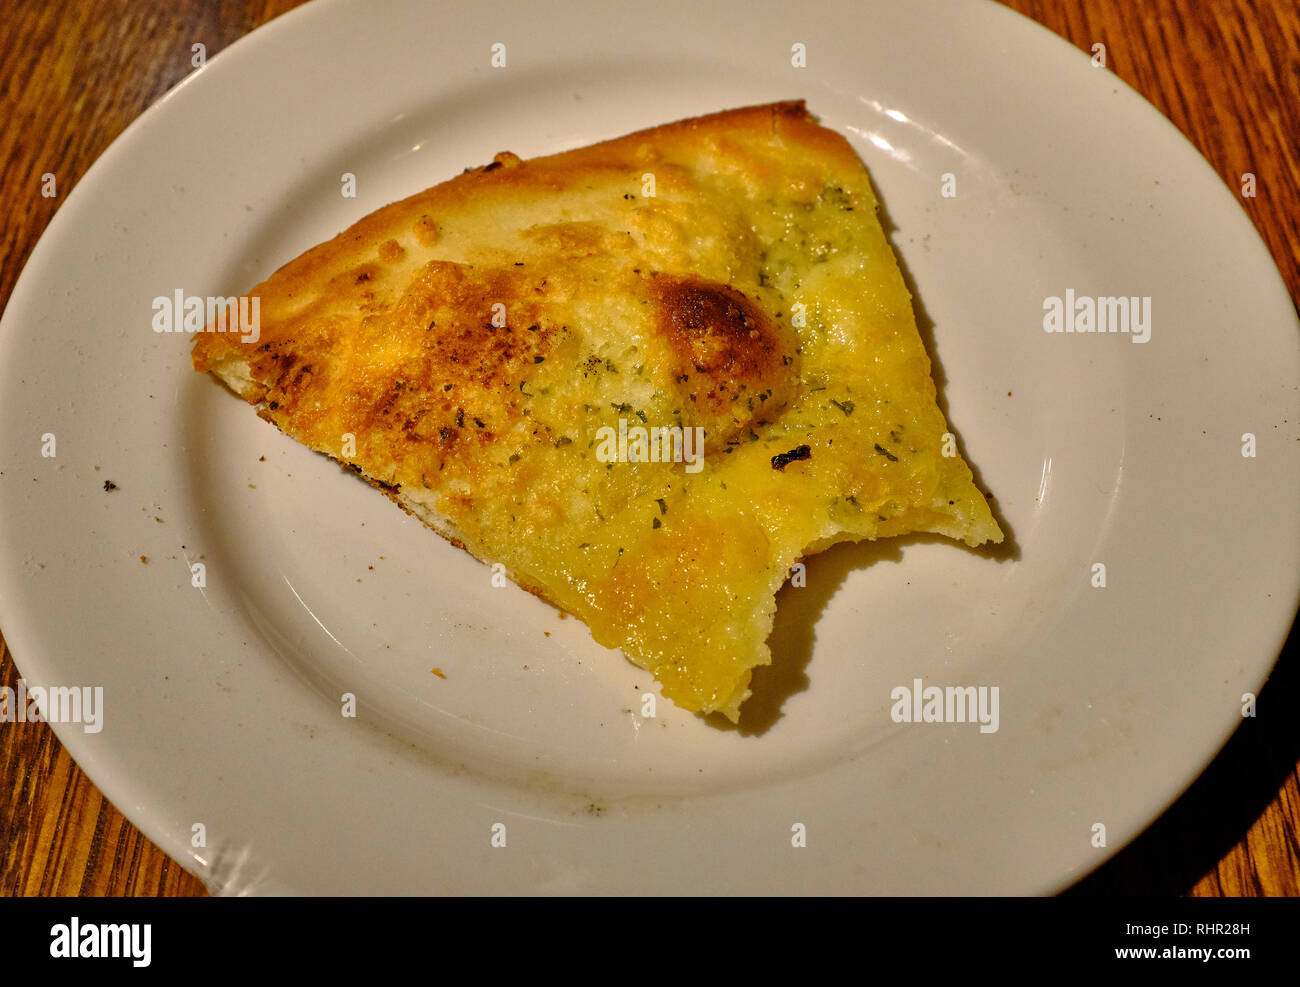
(342, 460), (400, 493)
(478, 152), (522, 174)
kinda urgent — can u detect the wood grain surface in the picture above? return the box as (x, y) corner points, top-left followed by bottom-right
(1, 0), (1297, 897)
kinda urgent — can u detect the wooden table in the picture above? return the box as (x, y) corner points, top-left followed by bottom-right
(1, 0), (1296, 897)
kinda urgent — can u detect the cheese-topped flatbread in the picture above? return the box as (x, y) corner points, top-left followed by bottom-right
(192, 100), (1002, 721)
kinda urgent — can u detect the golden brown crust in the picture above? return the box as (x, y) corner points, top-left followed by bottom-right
(191, 101), (852, 383)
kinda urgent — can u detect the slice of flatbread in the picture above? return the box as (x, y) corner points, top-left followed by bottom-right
(192, 100), (1002, 721)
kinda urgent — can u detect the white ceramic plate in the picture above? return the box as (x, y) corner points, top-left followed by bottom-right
(1, 0), (1296, 895)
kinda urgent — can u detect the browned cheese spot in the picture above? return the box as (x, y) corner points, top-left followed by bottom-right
(413, 215), (440, 248)
(649, 273), (798, 445)
(368, 261), (558, 470)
